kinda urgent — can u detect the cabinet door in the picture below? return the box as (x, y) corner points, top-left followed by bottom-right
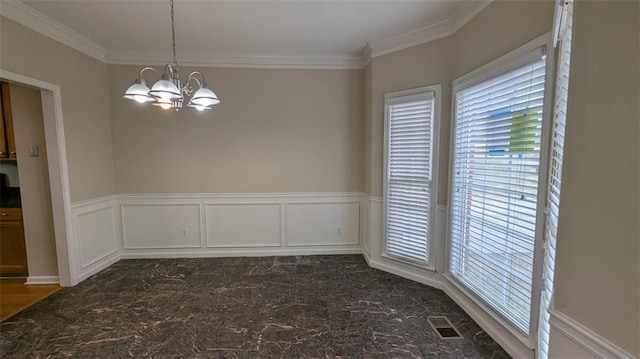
(0, 219), (28, 277)
(0, 85), (7, 158)
(1, 83), (16, 159)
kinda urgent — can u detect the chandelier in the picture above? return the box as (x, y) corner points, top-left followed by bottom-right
(123, 0), (219, 111)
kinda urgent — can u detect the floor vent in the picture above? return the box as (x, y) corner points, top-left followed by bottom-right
(427, 316), (463, 340)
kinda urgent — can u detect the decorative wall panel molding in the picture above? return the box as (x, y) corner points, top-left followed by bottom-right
(71, 195), (121, 283)
(205, 202), (282, 248)
(117, 192), (362, 257)
(285, 202), (359, 247)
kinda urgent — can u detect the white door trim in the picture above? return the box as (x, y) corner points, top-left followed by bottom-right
(0, 69), (76, 286)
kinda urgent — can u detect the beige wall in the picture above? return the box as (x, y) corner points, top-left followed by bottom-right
(452, 1), (554, 78)
(10, 84), (58, 277)
(369, 37), (454, 201)
(0, 17), (116, 202)
(553, 1), (639, 356)
(109, 65), (363, 194)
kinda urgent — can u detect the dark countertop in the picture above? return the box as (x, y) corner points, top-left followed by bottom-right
(0, 187), (22, 208)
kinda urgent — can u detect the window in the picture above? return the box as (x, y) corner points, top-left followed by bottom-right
(538, 1), (573, 357)
(384, 86), (439, 266)
(449, 44), (550, 335)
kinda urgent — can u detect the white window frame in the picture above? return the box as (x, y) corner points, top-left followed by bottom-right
(538, 1), (574, 357)
(383, 84), (442, 271)
(444, 33), (556, 349)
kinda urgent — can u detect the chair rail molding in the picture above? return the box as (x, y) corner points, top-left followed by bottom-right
(548, 309), (637, 359)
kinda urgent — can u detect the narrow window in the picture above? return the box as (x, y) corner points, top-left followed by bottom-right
(449, 45), (549, 334)
(384, 86), (439, 266)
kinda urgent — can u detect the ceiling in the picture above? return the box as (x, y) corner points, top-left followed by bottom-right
(4, 0), (491, 68)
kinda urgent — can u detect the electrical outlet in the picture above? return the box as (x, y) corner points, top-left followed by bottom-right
(335, 226), (342, 236)
(179, 228), (188, 238)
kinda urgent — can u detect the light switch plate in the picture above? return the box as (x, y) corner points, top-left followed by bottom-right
(29, 144), (39, 157)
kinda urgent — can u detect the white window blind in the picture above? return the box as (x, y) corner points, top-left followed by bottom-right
(449, 50), (547, 334)
(538, 1), (573, 357)
(385, 92), (435, 264)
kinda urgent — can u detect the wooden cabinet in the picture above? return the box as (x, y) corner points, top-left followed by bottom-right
(0, 208), (28, 277)
(0, 83), (16, 159)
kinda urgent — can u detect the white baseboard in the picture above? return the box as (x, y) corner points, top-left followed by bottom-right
(77, 250), (121, 282)
(442, 276), (534, 358)
(121, 246), (362, 259)
(549, 309), (637, 359)
(362, 248), (372, 265)
(368, 258), (443, 290)
(361, 194), (533, 359)
(25, 276), (59, 284)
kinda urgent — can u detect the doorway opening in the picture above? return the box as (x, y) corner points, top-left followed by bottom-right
(0, 81), (59, 281)
(0, 69), (75, 292)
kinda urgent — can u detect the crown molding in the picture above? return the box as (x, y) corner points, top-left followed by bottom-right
(106, 50), (365, 70)
(365, 0), (494, 61)
(451, 0), (494, 32)
(1, 0), (493, 69)
(0, 0), (107, 62)
(361, 44), (373, 68)
(367, 18), (454, 58)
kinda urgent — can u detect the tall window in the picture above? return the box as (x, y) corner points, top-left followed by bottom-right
(384, 86), (439, 266)
(449, 45), (549, 335)
(538, 1), (573, 357)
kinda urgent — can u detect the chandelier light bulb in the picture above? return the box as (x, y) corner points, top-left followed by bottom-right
(160, 103), (172, 110)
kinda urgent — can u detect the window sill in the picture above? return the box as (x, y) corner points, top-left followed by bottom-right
(381, 252), (436, 272)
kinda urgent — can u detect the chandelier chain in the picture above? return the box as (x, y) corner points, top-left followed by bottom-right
(170, 0), (177, 64)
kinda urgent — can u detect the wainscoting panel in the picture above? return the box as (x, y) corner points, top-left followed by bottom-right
(71, 195), (120, 283)
(286, 202), (359, 246)
(121, 204), (201, 249)
(70, 193), (364, 282)
(118, 193), (363, 257)
(77, 206), (117, 268)
(206, 203), (282, 248)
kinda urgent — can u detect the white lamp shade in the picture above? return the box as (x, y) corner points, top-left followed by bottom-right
(149, 75), (182, 101)
(123, 79), (155, 103)
(188, 85), (220, 108)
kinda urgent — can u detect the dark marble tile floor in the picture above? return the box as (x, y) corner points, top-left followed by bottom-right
(0, 255), (510, 358)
